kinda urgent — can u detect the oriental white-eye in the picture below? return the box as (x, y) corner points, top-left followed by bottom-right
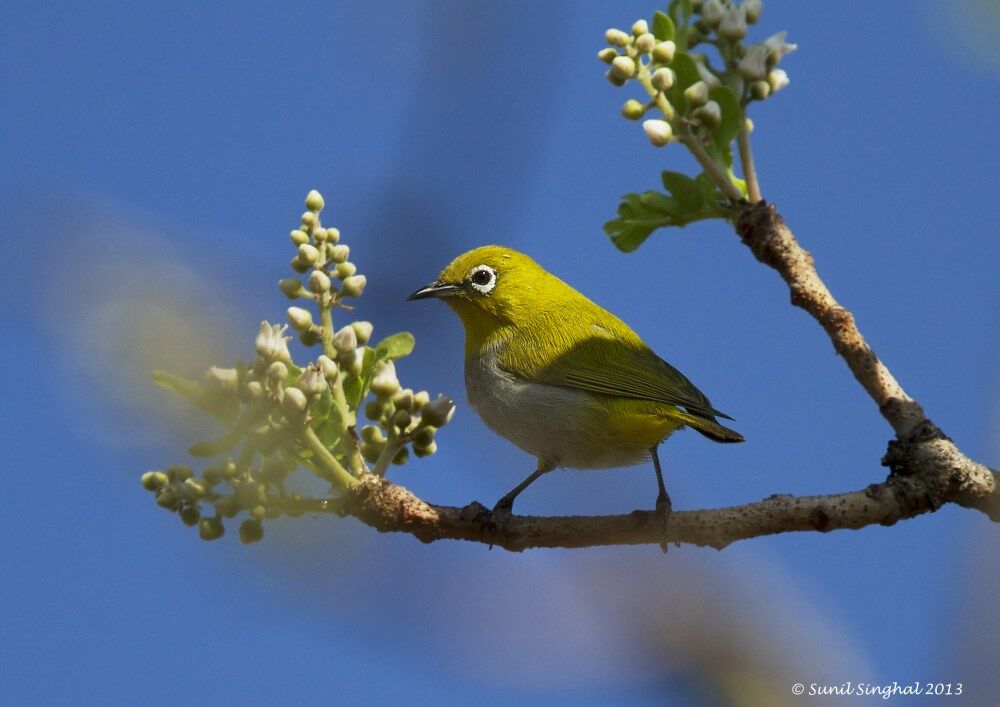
(408, 246), (742, 515)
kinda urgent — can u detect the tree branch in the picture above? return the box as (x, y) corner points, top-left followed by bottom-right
(287, 202), (997, 550)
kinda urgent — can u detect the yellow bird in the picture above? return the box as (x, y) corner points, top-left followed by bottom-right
(408, 245), (742, 515)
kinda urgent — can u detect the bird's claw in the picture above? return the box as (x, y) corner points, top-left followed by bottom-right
(491, 499), (514, 533)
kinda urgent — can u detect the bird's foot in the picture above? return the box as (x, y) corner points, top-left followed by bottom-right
(655, 495), (672, 554)
(491, 498), (514, 533)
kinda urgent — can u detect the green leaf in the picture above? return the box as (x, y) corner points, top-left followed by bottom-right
(661, 171), (704, 213)
(652, 11), (674, 41)
(667, 0), (693, 49)
(640, 190), (679, 214)
(188, 427), (245, 457)
(343, 346), (377, 412)
(667, 53), (701, 114)
(708, 85), (743, 150)
(716, 145), (749, 197)
(374, 332), (415, 361)
(152, 370), (238, 425)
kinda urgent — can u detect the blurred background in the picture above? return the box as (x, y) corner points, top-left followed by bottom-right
(2, 1), (998, 704)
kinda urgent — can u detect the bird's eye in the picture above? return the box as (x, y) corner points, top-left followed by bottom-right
(467, 265), (496, 293)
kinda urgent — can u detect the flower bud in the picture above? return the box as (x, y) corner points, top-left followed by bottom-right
(750, 80), (770, 100)
(631, 19), (649, 36)
(266, 361), (288, 382)
(360, 441), (384, 464)
(738, 45), (769, 81)
(350, 321), (373, 345)
(763, 31), (797, 65)
(414, 426), (435, 447)
(718, 4), (747, 40)
(334, 261), (357, 279)
(313, 227), (328, 242)
(364, 400), (384, 421)
(744, 0), (762, 24)
(168, 464), (193, 482)
(239, 519), (264, 544)
(621, 99), (646, 120)
(767, 68), (789, 93)
(652, 40), (676, 63)
(317, 355), (340, 379)
(199, 517), (225, 541)
(361, 425), (385, 444)
(393, 388), (414, 410)
(344, 348), (364, 376)
(605, 28), (630, 47)
(413, 391), (430, 410)
(287, 306), (313, 331)
(180, 506), (200, 526)
(299, 328), (321, 346)
(744, 117), (754, 133)
(141, 471), (169, 491)
(215, 496), (240, 518)
(597, 47), (618, 64)
(701, 0), (723, 26)
(156, 488), (179, 510)
(250, 505), (267, 521)
(392, 409), (411, 429)
(278, 278), (304, 299)
(392, 446), (409, 465)
(414, 440), (437, 458)
(642, 119), (673, 147)
(635, 32), (655, 53)
(333, 325), (357, 353)
(297, 365), (327, 396)
(684, 81), (709, 108)
(651, 67), (674, 91)
(606, 72), (627, 87)
(297, 243), (319, 266)
(325, 227), (341, 243)
(282, 387), (308, 414)
(693, 100), (721, 128)
(305, 189), (325, 212)
(300, 211), (318, 230)
(205, 366), (239, 392)
(421, 395), (455, 427)
(290, 257), (309, 274)
(371, 360), (401, 397)
(341, 274), (366, 298)
(255, 322), (291, 362)
(308, 269), (331, 293)
(245, 380), (264, 399)
(290, 229), (309, 246)
(184, 477), (209, 498)
(329, 244), (350, 264)
(611, 55), (636, 80)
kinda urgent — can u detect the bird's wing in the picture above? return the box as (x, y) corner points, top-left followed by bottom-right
(499, 323), (733, 421)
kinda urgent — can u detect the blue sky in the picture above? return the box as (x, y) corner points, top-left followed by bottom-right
(2, 1), (998, 704)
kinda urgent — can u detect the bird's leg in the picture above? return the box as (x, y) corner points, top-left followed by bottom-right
(650, 445), (672, 513)
(651, 445), (672, 553)
(493, 461), (553, 519)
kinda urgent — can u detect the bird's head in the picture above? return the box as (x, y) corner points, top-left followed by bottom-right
(408, 245), (550, 345)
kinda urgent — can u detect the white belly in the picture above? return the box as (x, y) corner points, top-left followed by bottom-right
(464, 350), (650, 469)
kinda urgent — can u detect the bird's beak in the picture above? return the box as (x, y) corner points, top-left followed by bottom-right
(407, 280), (462, 301)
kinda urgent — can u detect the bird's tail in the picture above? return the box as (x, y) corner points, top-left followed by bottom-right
(668, 409), (745, 443)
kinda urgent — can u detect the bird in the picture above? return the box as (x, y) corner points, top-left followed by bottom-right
(408, 245), (742, 516)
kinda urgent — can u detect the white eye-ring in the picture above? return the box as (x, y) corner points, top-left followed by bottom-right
(467, 264), (497, 294)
